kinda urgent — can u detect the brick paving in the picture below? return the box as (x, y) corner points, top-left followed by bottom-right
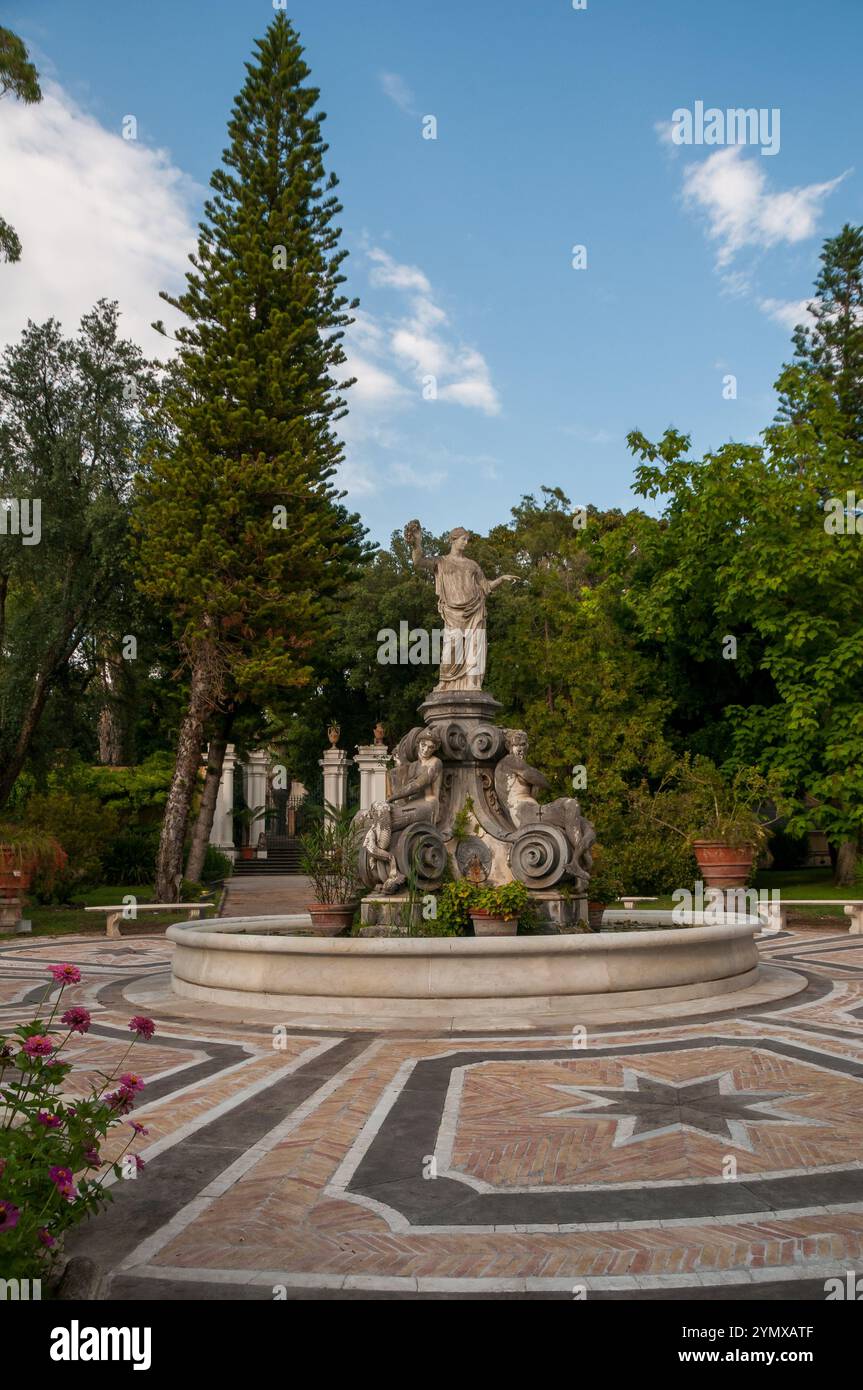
(2, 924), (862, 1299)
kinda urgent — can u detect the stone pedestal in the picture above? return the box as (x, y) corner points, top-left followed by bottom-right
(358, 686), (594, 901)
(320, 748), (349, 819)
(354, 744), (389, 813)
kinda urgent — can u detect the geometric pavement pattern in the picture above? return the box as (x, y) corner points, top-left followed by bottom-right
(2, 925), (863, 1300)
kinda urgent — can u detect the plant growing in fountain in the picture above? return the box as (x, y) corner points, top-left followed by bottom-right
(299, 805), (364, 934)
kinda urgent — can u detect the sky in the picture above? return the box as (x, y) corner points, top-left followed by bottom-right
(2, 0), (861, 546)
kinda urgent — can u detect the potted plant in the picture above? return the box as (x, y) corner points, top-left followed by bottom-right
(299, 806), (363, 935)
(650, 757), (783, 890)
(0, 826), (67, 898)
(585, 850), (623, 931)
(232, 804), (266, 860)
(468, 880), (529, 937)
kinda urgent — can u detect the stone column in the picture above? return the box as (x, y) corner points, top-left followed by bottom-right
(354, 744), (389, 812)
(319, 748), (348, 820)
(210, 743), (237, 861)
(245, 750), (270, 847)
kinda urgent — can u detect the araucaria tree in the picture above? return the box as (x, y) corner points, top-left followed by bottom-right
(136, 14), (363, 901)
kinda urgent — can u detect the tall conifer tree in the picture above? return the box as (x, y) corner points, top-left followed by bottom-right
(137, 14), (364, 900)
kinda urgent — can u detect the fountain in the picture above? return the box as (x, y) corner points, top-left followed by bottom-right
(167, 520), (804, 1028)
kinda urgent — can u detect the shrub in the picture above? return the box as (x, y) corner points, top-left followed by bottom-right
(23, 792), (118, 902)
(200, 845), (233, 881)
(0, 967), (153, 1279)
(102, 826), (160, 886)
(435, 880), (476, 934)
(603, 831), (697, 897)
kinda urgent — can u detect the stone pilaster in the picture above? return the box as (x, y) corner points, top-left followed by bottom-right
(319, 747), (349, 820)
(354, 744), (389, 812)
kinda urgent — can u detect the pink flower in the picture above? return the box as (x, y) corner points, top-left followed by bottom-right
(22, 1035), (55, 1058)
(130, 1155), (145, 1173)
(105, 1088), (135, 1115)
(0, 1199), (20, 1232)
(48, 1166), (77, 1200)
(129, 1121), (149, 1137)
(38, 1227), (56, 1248)
(83, 1148), (102, 1168)
(61, 1007), (91, 1034)
(119, 1072), (145, 1093)
(49, 964), (81, 984)
(128, 1016), (155, 1040)
(36, 1111), (62, 1128)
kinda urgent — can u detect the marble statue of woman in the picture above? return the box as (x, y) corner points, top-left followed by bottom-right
(405, 520), (516, 691)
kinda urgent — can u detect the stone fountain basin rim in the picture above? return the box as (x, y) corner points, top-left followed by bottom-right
(166, 916), (761, 955)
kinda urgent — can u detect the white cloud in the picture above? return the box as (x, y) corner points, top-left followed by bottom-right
(758, 296), (817, 332)
(681, 146), (846, 268)
(379, 72), (416, 116)
(368, 247), (431, 294)
(351, 246), (501, 417)
(0, 81), (199, 353)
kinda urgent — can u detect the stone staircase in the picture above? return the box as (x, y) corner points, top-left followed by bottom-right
(232, 836), (303, 875)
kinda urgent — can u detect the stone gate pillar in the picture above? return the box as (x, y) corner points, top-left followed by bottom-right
(354, 743), (389, 812)
(210, 743), (237, 861)
(319, 747), (348, 820)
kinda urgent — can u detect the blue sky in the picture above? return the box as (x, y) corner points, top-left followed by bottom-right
(4, 0), (862, 545)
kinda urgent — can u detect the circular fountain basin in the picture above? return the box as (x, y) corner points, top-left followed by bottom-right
(166, 915), (772, 1026)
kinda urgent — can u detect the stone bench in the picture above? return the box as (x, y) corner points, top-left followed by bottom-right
(757, 899), (863, 934)
(84, 901), (217, 939)
(620, 895), (658, 911)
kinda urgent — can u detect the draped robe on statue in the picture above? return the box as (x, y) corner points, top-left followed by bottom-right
(432, 554), (489, 690)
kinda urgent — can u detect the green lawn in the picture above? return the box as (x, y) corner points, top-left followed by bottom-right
(1, 883), (222, 939)
(611, 869), (861, 921)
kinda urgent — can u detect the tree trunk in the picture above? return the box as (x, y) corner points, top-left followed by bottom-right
(833, 836), (860, 886)
(184, 712), (234, 883)
(0, 613), (83, 810)
(96, 653), (127, 764)
(154, 639), (221, 902)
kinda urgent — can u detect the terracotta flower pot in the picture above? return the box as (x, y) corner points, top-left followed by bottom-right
(587, 901), (606, 931)
(0, 851), (33, 895)
(307, 902), (356, 935)
(469, 910), (517, 937)
(692, 840), (755, 890)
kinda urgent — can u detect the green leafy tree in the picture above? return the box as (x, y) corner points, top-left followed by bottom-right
(135, 14), (365, 900)
(0, 302), (157, 808)
(0, 27), (42, 263)
(781, 223), (863, 439)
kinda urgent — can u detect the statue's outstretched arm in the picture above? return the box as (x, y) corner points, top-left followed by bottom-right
(404, 519), (436, 573)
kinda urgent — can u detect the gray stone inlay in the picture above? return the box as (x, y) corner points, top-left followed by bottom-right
(347, 1035), (863, 1227)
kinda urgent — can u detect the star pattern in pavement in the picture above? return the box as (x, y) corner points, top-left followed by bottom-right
(541, 1066), (824, 1152)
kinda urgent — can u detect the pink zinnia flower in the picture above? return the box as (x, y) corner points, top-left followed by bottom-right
(83, 1148), (102, 1168)
(49, 964), (81, 984)
(38, 1227), (56, 1248)
(61, 1007), (91, 1034)
(48, 1166), (76, 1200)
(0, 1199), (20, 1232)
(119, 1072), (145, 1093)
(129, 1121), (149, 1137)
(128, 1016), (155, 1040)
(36, 1111), (62, 1128)
(22, 1035), (55, 1058)
(105, 1087), (135, 1115)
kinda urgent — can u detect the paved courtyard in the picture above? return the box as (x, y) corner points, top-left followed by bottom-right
(3, 921), (863, 1300)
